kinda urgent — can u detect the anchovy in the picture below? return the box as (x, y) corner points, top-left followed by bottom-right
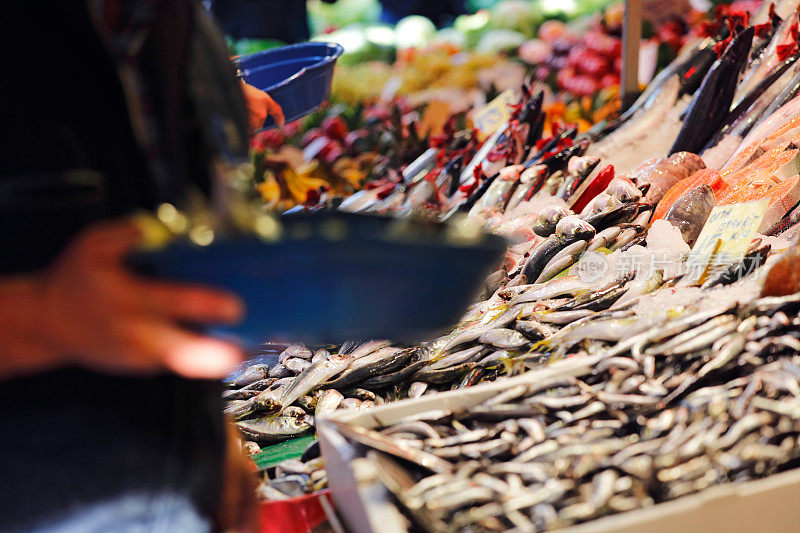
(360, 360), (430, 389)
(515, 320), (556, 341)
(428, 345), (486, 370)
(479, 328), (529, 349)
(436, 307), (519, 354)
(413, 362), (476, 385)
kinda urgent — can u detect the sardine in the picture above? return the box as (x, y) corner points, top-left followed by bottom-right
(236, 415), (312, 442)
(233, 364), (270, 388)
(279, 355), (351, 411)
(315, 389), (344, 419)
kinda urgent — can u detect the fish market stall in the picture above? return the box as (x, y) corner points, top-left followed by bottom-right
(216, 0), (800, 531)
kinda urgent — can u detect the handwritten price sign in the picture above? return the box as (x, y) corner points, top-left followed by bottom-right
(471, 89), (517, 141)
(686, 198), (769, 284)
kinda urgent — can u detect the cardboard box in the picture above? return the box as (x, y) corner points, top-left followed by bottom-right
(319, 353), (800, 533)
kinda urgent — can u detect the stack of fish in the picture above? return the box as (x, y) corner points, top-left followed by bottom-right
(237, 0), (800, 502)
(334, 291), (800, 531)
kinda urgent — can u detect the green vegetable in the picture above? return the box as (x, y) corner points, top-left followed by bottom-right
(229, 38), (285, 57)
(394, 15), (437, 49)
(308, 0), (380, 34)
(489, 1), (541, 37)
(454, 11), (491, 49)
(313, 25), (384, 66)
(475, 29), (526, 53)
(433, 27), (468, 49)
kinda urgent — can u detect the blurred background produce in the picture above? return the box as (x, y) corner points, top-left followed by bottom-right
(228, 0), (711, 208)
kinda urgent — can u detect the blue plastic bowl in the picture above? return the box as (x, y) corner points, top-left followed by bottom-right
(236, 42), (344, 129)
(129, 213), (506, 348)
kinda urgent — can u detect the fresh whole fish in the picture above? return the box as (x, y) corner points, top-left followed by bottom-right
(535, 240), (587, 284)
(324, 347), (411, 389)
(478, 328), (529, 349)
(664, 184), (716, 245)
(232, 364), (270, 388)
(236, 415), (312, 443)
(334, 293), (800, 531)
(521, 217), (595, 283)
(533, 205), (573, 237)
(315, 389), (344, 419)
(279, 355), (351, 411)
(670, 26), (755, 154)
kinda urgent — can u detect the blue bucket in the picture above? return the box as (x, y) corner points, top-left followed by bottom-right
(129, 212), (506, 348)
(235, 42), (344, 129)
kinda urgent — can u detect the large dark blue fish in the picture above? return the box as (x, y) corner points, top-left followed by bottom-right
(670, 26), (755, 155)
(702, 53), (800, 154)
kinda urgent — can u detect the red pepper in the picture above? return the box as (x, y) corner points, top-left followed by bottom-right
(569, 164), (615, 213)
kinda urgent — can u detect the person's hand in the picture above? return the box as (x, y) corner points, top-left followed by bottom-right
(242, 81), (285, 131)
(35, 219), (245, 379)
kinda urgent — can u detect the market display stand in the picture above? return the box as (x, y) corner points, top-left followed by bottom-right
(319, 354), (800, 533)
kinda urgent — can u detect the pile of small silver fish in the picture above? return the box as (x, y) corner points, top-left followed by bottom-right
(335, 291), (800, 531)
(225, 342), (401, 445)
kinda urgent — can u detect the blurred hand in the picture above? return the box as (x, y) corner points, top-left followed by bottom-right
(36, 219), (245, 379)
(242, 81), (285, 130)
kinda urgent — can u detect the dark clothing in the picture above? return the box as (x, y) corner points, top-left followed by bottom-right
(211, 0), (313, 43)
(0, 1), (248, 529)
(379, 0), (466, 27)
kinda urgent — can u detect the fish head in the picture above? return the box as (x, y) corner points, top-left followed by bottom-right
(567, 156), (601, 178)
(605, 178), (642, 202)
(254, 390), (283, 413)
(533, 205), (572, 236)
(279, 414), (312, 432)
(520, 164), (546, 184)
(283, 406), (308, 419)
(543, 205), (572, 224)
(555, 215), (596, 242)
